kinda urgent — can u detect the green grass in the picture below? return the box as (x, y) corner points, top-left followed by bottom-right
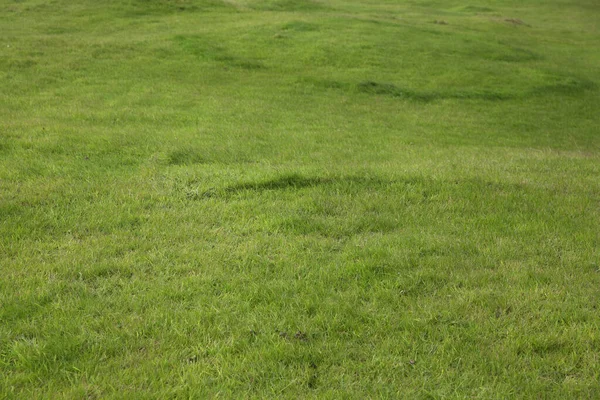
(1, 0), (599, 397)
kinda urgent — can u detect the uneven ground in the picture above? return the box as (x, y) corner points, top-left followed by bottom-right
(1, 0), (599, 397)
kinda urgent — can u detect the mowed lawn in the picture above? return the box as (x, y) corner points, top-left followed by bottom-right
(1, 0), (599, 397)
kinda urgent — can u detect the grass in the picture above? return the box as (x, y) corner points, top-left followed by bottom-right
(1, 0), (599, 397)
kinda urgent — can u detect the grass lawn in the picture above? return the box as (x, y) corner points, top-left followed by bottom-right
(1, 0), (599, 397)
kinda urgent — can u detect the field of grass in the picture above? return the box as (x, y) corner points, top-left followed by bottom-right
(1, 0), (599, 397)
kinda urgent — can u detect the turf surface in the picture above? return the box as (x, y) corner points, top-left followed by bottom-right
(1, 0), (599, 397)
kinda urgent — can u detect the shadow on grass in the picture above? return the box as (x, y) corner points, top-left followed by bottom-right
(185, 173), (397, 200)
(223, 173), (329, 192)
(181, 173), (554, 239)
(168, 149), (210, 165)
(250, 0), (331, 12)
(196, 174), (332, 199)
(173, 35), (265, 70)
(302, 77), (596, 102)
(185, 173), (533, 201)
(122, 0), (236, 16)
(358, 76), (597, 101)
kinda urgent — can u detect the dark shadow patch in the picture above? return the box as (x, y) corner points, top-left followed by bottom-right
(505, 18), (529, 26)
(346, 15), (412, 30)
(45, 26), (79, 35)
(358, 81), (513, 101)
(167, 149), (209, 165)
(461, 5), (494, 13)
(221, 174), (328, 194)
(183, 174), (538, 202)
(356, 17), (401, 27)
(492, 46), (543, 62)
(531, 76), (597, 96)
(321, 76), (593, 102)
(282, 21), (320, 31)
(7, 59), (38, 69)
(523, 338), (569, 355)
(307, 361), (318, 388)
(124, 0), (235, 16)
(173, 34), (218, 57)
(173, 34), (264, 70)
(358, 81), (434, 101)
(449, 89), (514, 100)
(251, 0), (329, 12)
(193, 174), (395, 200)
(0, 292), (55, 323)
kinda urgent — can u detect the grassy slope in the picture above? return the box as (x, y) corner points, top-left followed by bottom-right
(1, 0), (599, 397)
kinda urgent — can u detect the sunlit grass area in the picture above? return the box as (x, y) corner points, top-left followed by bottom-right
(1, 0), (599, 397)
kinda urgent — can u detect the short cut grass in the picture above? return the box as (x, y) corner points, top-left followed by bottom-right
(1, 0), (599, 397)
